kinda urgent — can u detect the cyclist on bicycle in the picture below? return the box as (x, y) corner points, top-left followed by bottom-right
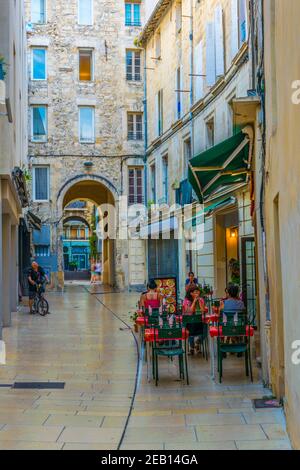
(28, 261), (49, 314)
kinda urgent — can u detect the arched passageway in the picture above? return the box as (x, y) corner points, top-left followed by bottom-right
(57, 178), (117, 287)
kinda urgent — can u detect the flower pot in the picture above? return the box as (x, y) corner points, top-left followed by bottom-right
(133, 323), (138, 333)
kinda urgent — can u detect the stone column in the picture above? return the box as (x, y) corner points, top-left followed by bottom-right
(2, 214), (12, 327)
(10, 223), (18, 312)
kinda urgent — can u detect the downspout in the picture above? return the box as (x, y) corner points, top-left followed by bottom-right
(143, 46), (148, 286)
(189, 0), (194, 157)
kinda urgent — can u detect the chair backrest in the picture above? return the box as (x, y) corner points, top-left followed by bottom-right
(219, 310), (247, 337)
(181, 314), (203, 326)
(156, 327), (183, 341)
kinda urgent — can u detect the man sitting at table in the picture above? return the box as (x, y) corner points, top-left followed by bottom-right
(183, 286), (205, 355)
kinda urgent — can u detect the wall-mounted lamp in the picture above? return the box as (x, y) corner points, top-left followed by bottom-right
(230, 228), (237, 238)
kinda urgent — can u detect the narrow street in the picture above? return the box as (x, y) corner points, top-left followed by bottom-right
(0, 287), (291, 450)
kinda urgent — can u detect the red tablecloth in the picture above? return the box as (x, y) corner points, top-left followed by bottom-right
(209, 326), (254, 338)
(144, 328), (189, 342)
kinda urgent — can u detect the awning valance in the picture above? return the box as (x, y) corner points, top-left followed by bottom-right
(188, 129), (252, 202)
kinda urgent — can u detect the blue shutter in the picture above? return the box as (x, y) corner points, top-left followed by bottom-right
(133, 4), (141, 26)
(35, 167), (48, 200)
(125, 4), (132, 25)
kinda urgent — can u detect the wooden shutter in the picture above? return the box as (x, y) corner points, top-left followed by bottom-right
(231, 0), (239, 59)
(194, 40), (204, 101)
(206, 22), (216, 87)
(215, 5), (225, 77)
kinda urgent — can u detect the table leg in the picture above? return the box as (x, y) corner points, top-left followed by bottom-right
(146, 341), (151, 382)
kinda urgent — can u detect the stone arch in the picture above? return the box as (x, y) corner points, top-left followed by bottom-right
(55, 174), (120, 288)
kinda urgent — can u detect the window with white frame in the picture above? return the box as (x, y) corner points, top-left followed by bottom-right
(31, 0), (46, 24)
(32, 48), (47, 80)
(78, 0), (93, 25)
(125, 1), (141, 27)
(128, 167), (143, 205)
(162, 155), (168, 203)
(126, 50), (141, 81)
(79, 107), (95, 143)
(31, 105), (47, 142)
(79, 49), (93, 81)
(33, 166), (49, 201)
(127, 113), (143, 140)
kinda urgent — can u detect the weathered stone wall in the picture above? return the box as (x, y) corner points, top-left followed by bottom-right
(25, 0), (147, 289)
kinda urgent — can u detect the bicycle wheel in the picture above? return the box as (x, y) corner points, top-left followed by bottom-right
(37, 298), (49, 316)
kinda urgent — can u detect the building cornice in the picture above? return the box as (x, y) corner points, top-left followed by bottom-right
(140, 0), (172, 46)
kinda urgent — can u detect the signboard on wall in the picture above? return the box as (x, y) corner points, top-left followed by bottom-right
(154, 277), (177, 313)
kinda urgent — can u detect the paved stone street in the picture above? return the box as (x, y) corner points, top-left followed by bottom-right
(0, 287), (292, 450)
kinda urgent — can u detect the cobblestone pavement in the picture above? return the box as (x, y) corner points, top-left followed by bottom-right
(0, 286), (292, 450)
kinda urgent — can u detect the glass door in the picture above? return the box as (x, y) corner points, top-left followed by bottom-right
(241, 237), (257, 325)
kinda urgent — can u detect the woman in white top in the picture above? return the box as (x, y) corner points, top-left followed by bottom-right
(95, 260), (102, 283)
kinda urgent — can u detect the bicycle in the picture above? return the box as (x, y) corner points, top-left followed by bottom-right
(32, 282), (49, 316)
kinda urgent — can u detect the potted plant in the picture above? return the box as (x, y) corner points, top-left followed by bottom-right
(129, 311), (139, 333)
(69, 261), (78, 272)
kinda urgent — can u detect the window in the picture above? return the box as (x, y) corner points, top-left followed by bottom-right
(176, 67), (182, 119)
(231, 0), (248, 59)
(155, 31), (161, 59)
(33, 166), (49, 201)
(125, 2), (141, 27)
(31, 0), (46, 24)
(206, 118), (215, 148)
(128, 168), (143, 204)
(79, 107), (95, 143)
(184, 138), (192, 177)
(31, 105), (47, 142)
(32, 48), (47, 80)
(78, 0), (93, 25)
(156, 89), (163, 137)
(176, 1), (182, 33)
(150, 164), (156, 203)
(127, 113), (143, 140)
(79, 50), (93, 81)
(126, 50), (141, 81)
(162, 155), (168, 203)
(35, 245), (50, 257)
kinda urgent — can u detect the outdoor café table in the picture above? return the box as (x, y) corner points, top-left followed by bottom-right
(144, 327), (189, 382)
(208, 324), (255, 381)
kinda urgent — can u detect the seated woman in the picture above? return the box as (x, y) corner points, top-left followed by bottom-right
(183, 286), (206, 355)
(220, 284), (245, 322)
(140, 279), (162, 311)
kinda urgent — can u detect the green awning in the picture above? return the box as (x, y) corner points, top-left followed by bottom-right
(188, 131), (251, 202)
(184, 196), (237, 229)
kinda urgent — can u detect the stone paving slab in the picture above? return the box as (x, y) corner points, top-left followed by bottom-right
(0, 288), (292, 450)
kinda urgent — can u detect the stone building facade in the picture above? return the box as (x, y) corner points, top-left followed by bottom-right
(0, 0), (28, 339)
(25, 0), (147, 289)
(141, 0), (260, 303)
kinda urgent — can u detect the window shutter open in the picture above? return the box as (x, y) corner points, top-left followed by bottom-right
(206, 22), (216, 87)
(231, 0), (239, 59)
(215, 5), (225, 77)
(155, 92), (159, 137)
(194, 40), (204, 102)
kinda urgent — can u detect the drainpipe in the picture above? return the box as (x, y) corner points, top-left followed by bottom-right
(189, 0), (194, 157)
(143, 46), (149, 287)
